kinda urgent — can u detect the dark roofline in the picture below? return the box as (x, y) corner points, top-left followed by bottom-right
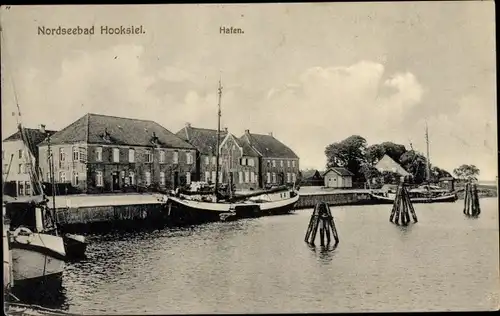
(3, 128), (57, 142)
(323, 167), (355, 177)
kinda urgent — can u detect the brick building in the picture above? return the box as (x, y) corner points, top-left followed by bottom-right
(239, 130), (300, 188)
(2, 126), (57, 196)
(37, 113), (196, 193)
(176, 124), (261, 190)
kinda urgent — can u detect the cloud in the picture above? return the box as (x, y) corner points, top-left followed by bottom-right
(417, 94), (497, 179)
(259, 61), (424, 169)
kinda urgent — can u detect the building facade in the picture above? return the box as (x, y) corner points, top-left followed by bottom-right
(176, 124), (261, 190)
(323, 168), (354, 188)
(2, 126), (57, 197)
(239, 130), (300, 188)
(37, 113), (197, 194)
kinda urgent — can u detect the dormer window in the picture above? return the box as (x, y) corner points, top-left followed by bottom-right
(101, 128), (111, 142)
(151, 132), (160, 146)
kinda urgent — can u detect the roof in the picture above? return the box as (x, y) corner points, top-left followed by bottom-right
(39, 113), (195, 149)
(176, 125), (228, 155)
(374, 154), (410, 176)
(323, 167), (354, 177)
(301, 169), (323, 179)
(239, 132), (299, 159)
(3, 127), (57, 157)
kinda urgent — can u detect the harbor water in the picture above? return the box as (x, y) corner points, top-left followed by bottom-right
(26, 198), (500, 313)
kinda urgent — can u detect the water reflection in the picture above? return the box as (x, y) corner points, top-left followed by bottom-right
(11, 282), (69, 311)
(307, 243), (339, 263)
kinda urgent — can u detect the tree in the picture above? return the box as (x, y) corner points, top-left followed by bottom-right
(430, 166), (452, 182)
(359, 163), (381, 181)
(453, 164), (480, 181)
(325, 135), (367, 181)
(399, 150), (427, 183)
(365, 142), (407, 165)
(381, 171), (404, 184)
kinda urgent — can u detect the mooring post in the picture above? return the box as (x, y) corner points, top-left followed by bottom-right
(390, 182), (417, 225)
(464, 181), (481, 217)
(305, 202), (339, 246)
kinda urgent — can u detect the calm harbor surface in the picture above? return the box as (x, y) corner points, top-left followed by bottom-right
(37, 198), (499, 313)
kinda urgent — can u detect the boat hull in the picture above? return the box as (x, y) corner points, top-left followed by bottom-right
(370, 192), (458, 204)
(9, 233), (66, 283)
(63, 234), (87, 260)
(166, 191), (299, 224)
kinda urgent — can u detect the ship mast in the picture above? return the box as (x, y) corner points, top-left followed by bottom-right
(425, 122), (431, 183)
(214, 79), (223, 202)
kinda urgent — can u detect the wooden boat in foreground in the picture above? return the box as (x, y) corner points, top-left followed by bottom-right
(4, 197), (66, 296)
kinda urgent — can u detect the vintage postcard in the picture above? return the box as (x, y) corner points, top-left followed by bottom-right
(1, 2), (498, 315)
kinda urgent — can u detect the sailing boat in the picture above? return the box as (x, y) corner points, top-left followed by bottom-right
(164, 80), (300, 223)
(3, 126), (67, 296)
(370, 124), (458, 204)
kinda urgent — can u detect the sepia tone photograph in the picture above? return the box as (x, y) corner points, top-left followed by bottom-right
(1, 2), (498, 314)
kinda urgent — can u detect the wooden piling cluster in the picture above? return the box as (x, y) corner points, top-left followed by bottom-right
(463, 182), (481, 217)
(389, 183), (418, 225)
(304, 202), (339, 246)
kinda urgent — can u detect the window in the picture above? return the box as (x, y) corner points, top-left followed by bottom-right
(25, 181), (31, 196)
(212, 156), (216, 165)
(287, 173), (291, 183)
(272, 172), (276, 183)
(145, 171), (151, 185)
(160, 172), (166, 186)
(186, 172), (191, 185)
(205, 171), (210, 182)
(204, 156), (209, 165)
(59, 171), (66, 183)
(96, 147), (102, 161)
(72, 146), (79, 161)
(120, 171), (125, 181)
(272, 160), (276, 168)
(146, 150), (153, 163)
(245, 171), (250, 183)
(18, 150), (23, 159)
(211, 171), (216, 183)
(18, 181), (24, 196)
(96, 171), (103, 187)
(292, 160), (296, 168)
(159, 150), (166, 163)
(280, 160), (284, 167)
(129, 171), (135, 185)
(129, 149), (135, 163)
(292, 173), (296, 183)
(267, 160), (271, 167)
(250, 171), (255, 183)
(239, 171), (243, 184)
(186, 152), (193, 164)
(113, 148), (120, 162)
(2, 164), (8, 174)
(173, 151), (179, 164)
(18, 164), (23, 174)
(266, 172), (271, 183)
(248, 158), (254, 167)
(79, 148), (87, 162)
(59, 148), (65, 162)
(72, 172), (79, 186)
(241, 158), (247, 166)
(218, 172), (223, 183)
(287, 160), (291, 168)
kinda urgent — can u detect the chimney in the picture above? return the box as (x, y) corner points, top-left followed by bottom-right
(224, 127), (228, 133)
(245, 129), (250, 134)
(39, 124), (46, 134)
(185, 122), (191, 128)
(269, 132), (273, 137)
(152, 131), (156, 138)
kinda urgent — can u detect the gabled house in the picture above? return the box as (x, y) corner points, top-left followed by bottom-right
(239, 130), (300, 188)
(176, 124), (261, 190)
(2, 126), (57, 196)
(37, 113), (196, 193)
(300, 169), (324, 186)
(374, 154), (410, 177)
(323, 167), (354, 188)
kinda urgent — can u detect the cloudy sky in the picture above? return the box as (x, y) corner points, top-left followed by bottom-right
(1, 3), (496, 180)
